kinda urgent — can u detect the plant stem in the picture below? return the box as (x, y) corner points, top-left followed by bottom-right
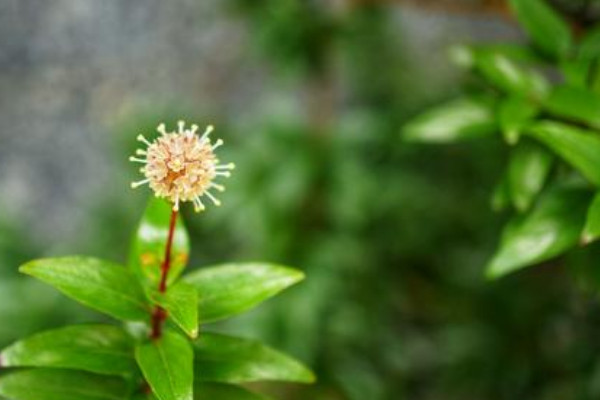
(150, 208), (178, 339)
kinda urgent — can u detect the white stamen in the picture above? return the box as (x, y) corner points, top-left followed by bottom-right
(212, 139), (224, 150)
(204, 190), (221, 206)
(131, 179), (150, 188)
(210, 183), (225, 192)
(216, 171), (231, 177)
(178, 120), (185, 133)
(137, 134), (151, 146)
(193, 196), (205, 212)
(157, 123), (167, 135)
(201, 125), (214, 141)
(190, 124), (199, 134)
(216, 163), (235, 170)
(136, 149), (147, 155)
(129, 156), (147, 163)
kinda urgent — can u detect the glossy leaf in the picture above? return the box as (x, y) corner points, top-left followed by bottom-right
(130, 197), (190, 289)
(135, 330), (194, 400)
(507, 141), (553, 212)
(0, 324), (135, 376)
(151, 282), (199, 339)
(543, 86), (600, 129)
(527, 121), (600, 186)
(20, 257), (148, 321)
(508, 0), (572, 58)
(194, 333), (315, 384)
(498, 96), (539, 145)
(487, 187), (590, 278)
(582, 193), (600, 245)
(0, 369), (129, 400)
(194, 383), (268, 400)
(402, 97), (496, 143)
(184, 263), (305, 323)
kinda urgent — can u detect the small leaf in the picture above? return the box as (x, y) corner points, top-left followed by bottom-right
(194, 383), (268, 400)
(507, 141), (553, 212)
(194, 333), (315, 384)
(508, 0), (572, 59)
(527, 121), (600, 186)
(487, 187), (591, 278)
(498, 96), (539, 145)
(542, 86), (600, 129)
(135, 330), (193, 400)
(130, 197), (190, 289)
(20, 257), (148, 321)
(402, 97), (497, 143)
(151, 282), (199, 339)
(184, 263), (305, 323)
(582, 193), (600, 244)
(0, 324), (135, 376)
(0, 369), (129, 400)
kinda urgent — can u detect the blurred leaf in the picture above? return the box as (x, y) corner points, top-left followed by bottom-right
(0, 369), (129, 400)
(130, 197), (190, 289)
(561, 59), (593, 88)
(194, 383), (268, 400)
(499, 96), (539, 145)
(151, 282), (198, 339)
(194, 332), (315, 384)
(527, 121), (600, 186)
(491, 173), (511, 212)
(543, 86), (600, 129)
(487, 187), (590, 278)
(20, 257), (148, 321)
(0, 324), (135, 376)
(508, 0), (572, 58)
(184, 263), (304, 323)
(508, 141), (553, 212)
(582, 193), (600, 244)
(403, 97), (497, 143)
(579, 26), (600, 60)
(136, 330), (193, 400)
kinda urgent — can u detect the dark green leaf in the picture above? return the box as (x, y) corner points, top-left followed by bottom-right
(0, 324), (135, 376)
(582, 193), (600, 244)
(151, 282), (199, 339)
(508, 0), (572, 58)
(194, 333), (315, 384)
(491, 173), (511, 212)
(194, 383), (268, 400)
(487, 187), (590, 278)
(0, 369), (129, 400)
(20, 257), (148, 321)
(527, 121), (600, 186)
(579, 26), (600, 60)
(184, 263), (304, 323)
(508, 141), (553, 212)
(130, 197), (190, 289)
(542, 86), (600, 129)
(499, 96), (539, 145)
(135, 330), (193, 400)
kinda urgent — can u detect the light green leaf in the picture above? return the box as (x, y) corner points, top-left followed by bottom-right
(194, 383), (268, 400)
(509, 0), (572, 59)
(0, 369), (129, 400)
(184, 263), (304, 323)
(402, 97), (497, 143)
(542, 86), (600, 129)
(129, 197), (190, 289)
(151, 282), (199, 339)
(194, 333), (315, 384)
(20, 257), (149, 321)
(0, 324), (135, 376)
(508, 141), (553, 212)
(526, 121), (600, 186)
(582, 193), (600, 244)
(498, 96), (539, 145)
(561, 58), (593, 89)
(487, 187), (591, 278)
(135, 330), (193, 400)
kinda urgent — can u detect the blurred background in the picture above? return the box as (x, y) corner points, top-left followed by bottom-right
(3, 1), (600, 399)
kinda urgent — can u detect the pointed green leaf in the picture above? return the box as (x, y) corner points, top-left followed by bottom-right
(135, 330), (193, 400)
(184, 263), (304, 323)
(542, 86), (600, 129)
(20, 257), (149, 321)
(508, 0), (572, 59)
(194, 383), (269, 400)
(582, 193), (600, 244)
(507, 141), (553, 212)
(498, 96), (539, 145)
(194, 333), (315, 384)
(130, 197), (190, 289)
(0, 369), (129, 400)
(487, 187), (591, 278)
(402, 97), (497, 143)
(0, 324), (135, 376)
(526, 121), (600, 186)
(151, 282), (199, 339)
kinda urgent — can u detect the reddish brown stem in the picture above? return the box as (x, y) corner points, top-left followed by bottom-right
(150, 208), (178, 339)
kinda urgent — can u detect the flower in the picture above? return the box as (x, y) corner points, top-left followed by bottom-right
(129, 121), (234, 212)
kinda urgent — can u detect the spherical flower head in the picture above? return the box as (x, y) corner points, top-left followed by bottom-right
(129, 121), (235, 212)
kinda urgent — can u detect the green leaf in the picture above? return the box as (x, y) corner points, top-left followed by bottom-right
(508, 0), (572, 59)
(402, 97), (497, 143)
(487, 187), (591, 278)
(151, 282), (199, 339)
(184, 263), (305, 323)
(130, 197), (190, 289)
(542, 86), (600, 129)
(0, 324), (135, 376)
(0, 369), (129, 400)
(135, 330), (193, 400)
(507, 141), (553, 212)
(194, 333), (315, 384)
(579, 26), (600, 60)
(526, 121), (600, 186)
(561, 58), (593, 89)
(20, 257), (149, 321)
(582, 193), (600, 244)
(194, 383), (268, 400)
(491, 173), (511, 212)
(498, 96), (539, 145)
